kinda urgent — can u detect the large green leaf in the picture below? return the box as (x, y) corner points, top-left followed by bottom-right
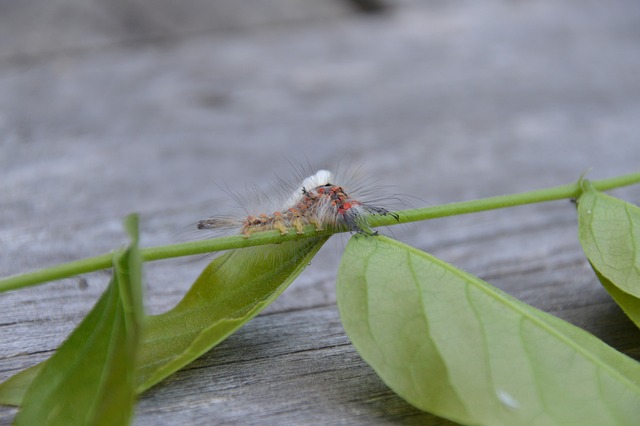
(337, 235), (640, 426)
(578, 181), (640, 327)
(136, 236), (328, 391)
(9, 214), (143, 425)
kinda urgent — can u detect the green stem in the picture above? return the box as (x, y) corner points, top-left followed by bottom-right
(2, 171), (639, 292)
(370, 171), (640, 227)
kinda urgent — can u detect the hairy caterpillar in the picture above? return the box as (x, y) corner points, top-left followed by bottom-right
(197, 170), (398, 237)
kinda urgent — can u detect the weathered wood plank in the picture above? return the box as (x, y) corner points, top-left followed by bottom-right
(1, 0), (640, 424)
(0, 0), (352, 63)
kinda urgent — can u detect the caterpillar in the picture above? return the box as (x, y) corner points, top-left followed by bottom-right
(197, 169), (397, 237)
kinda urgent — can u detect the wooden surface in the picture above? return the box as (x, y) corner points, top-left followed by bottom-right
(1, 0), (640, 424)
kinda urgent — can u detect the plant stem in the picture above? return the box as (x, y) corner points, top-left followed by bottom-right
(1, 171), (639, 292)
(370, 171), (640, 227)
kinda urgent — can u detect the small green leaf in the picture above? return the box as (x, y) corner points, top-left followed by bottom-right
(337, 235), (640, 426)
(136, 236), (328, 391)
(578, 181), (640, 327)
(10, 214), (144, 425)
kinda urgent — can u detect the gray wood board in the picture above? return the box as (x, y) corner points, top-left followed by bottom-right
(2, 0), (640, 424)
(0, 0), (352, 63)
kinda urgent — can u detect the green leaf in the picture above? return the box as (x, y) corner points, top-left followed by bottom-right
(0, 365), (42, 407)
(9, 214), (144, 425)
(337, 235), (640, 426)
(578, 181), (640, 327)
(2, 235), (328, 405)
(136, 236), (328, 391)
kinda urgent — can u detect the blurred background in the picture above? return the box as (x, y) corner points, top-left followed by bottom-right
(2, 0), (640, 307)
(1, 0), (639, 424)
